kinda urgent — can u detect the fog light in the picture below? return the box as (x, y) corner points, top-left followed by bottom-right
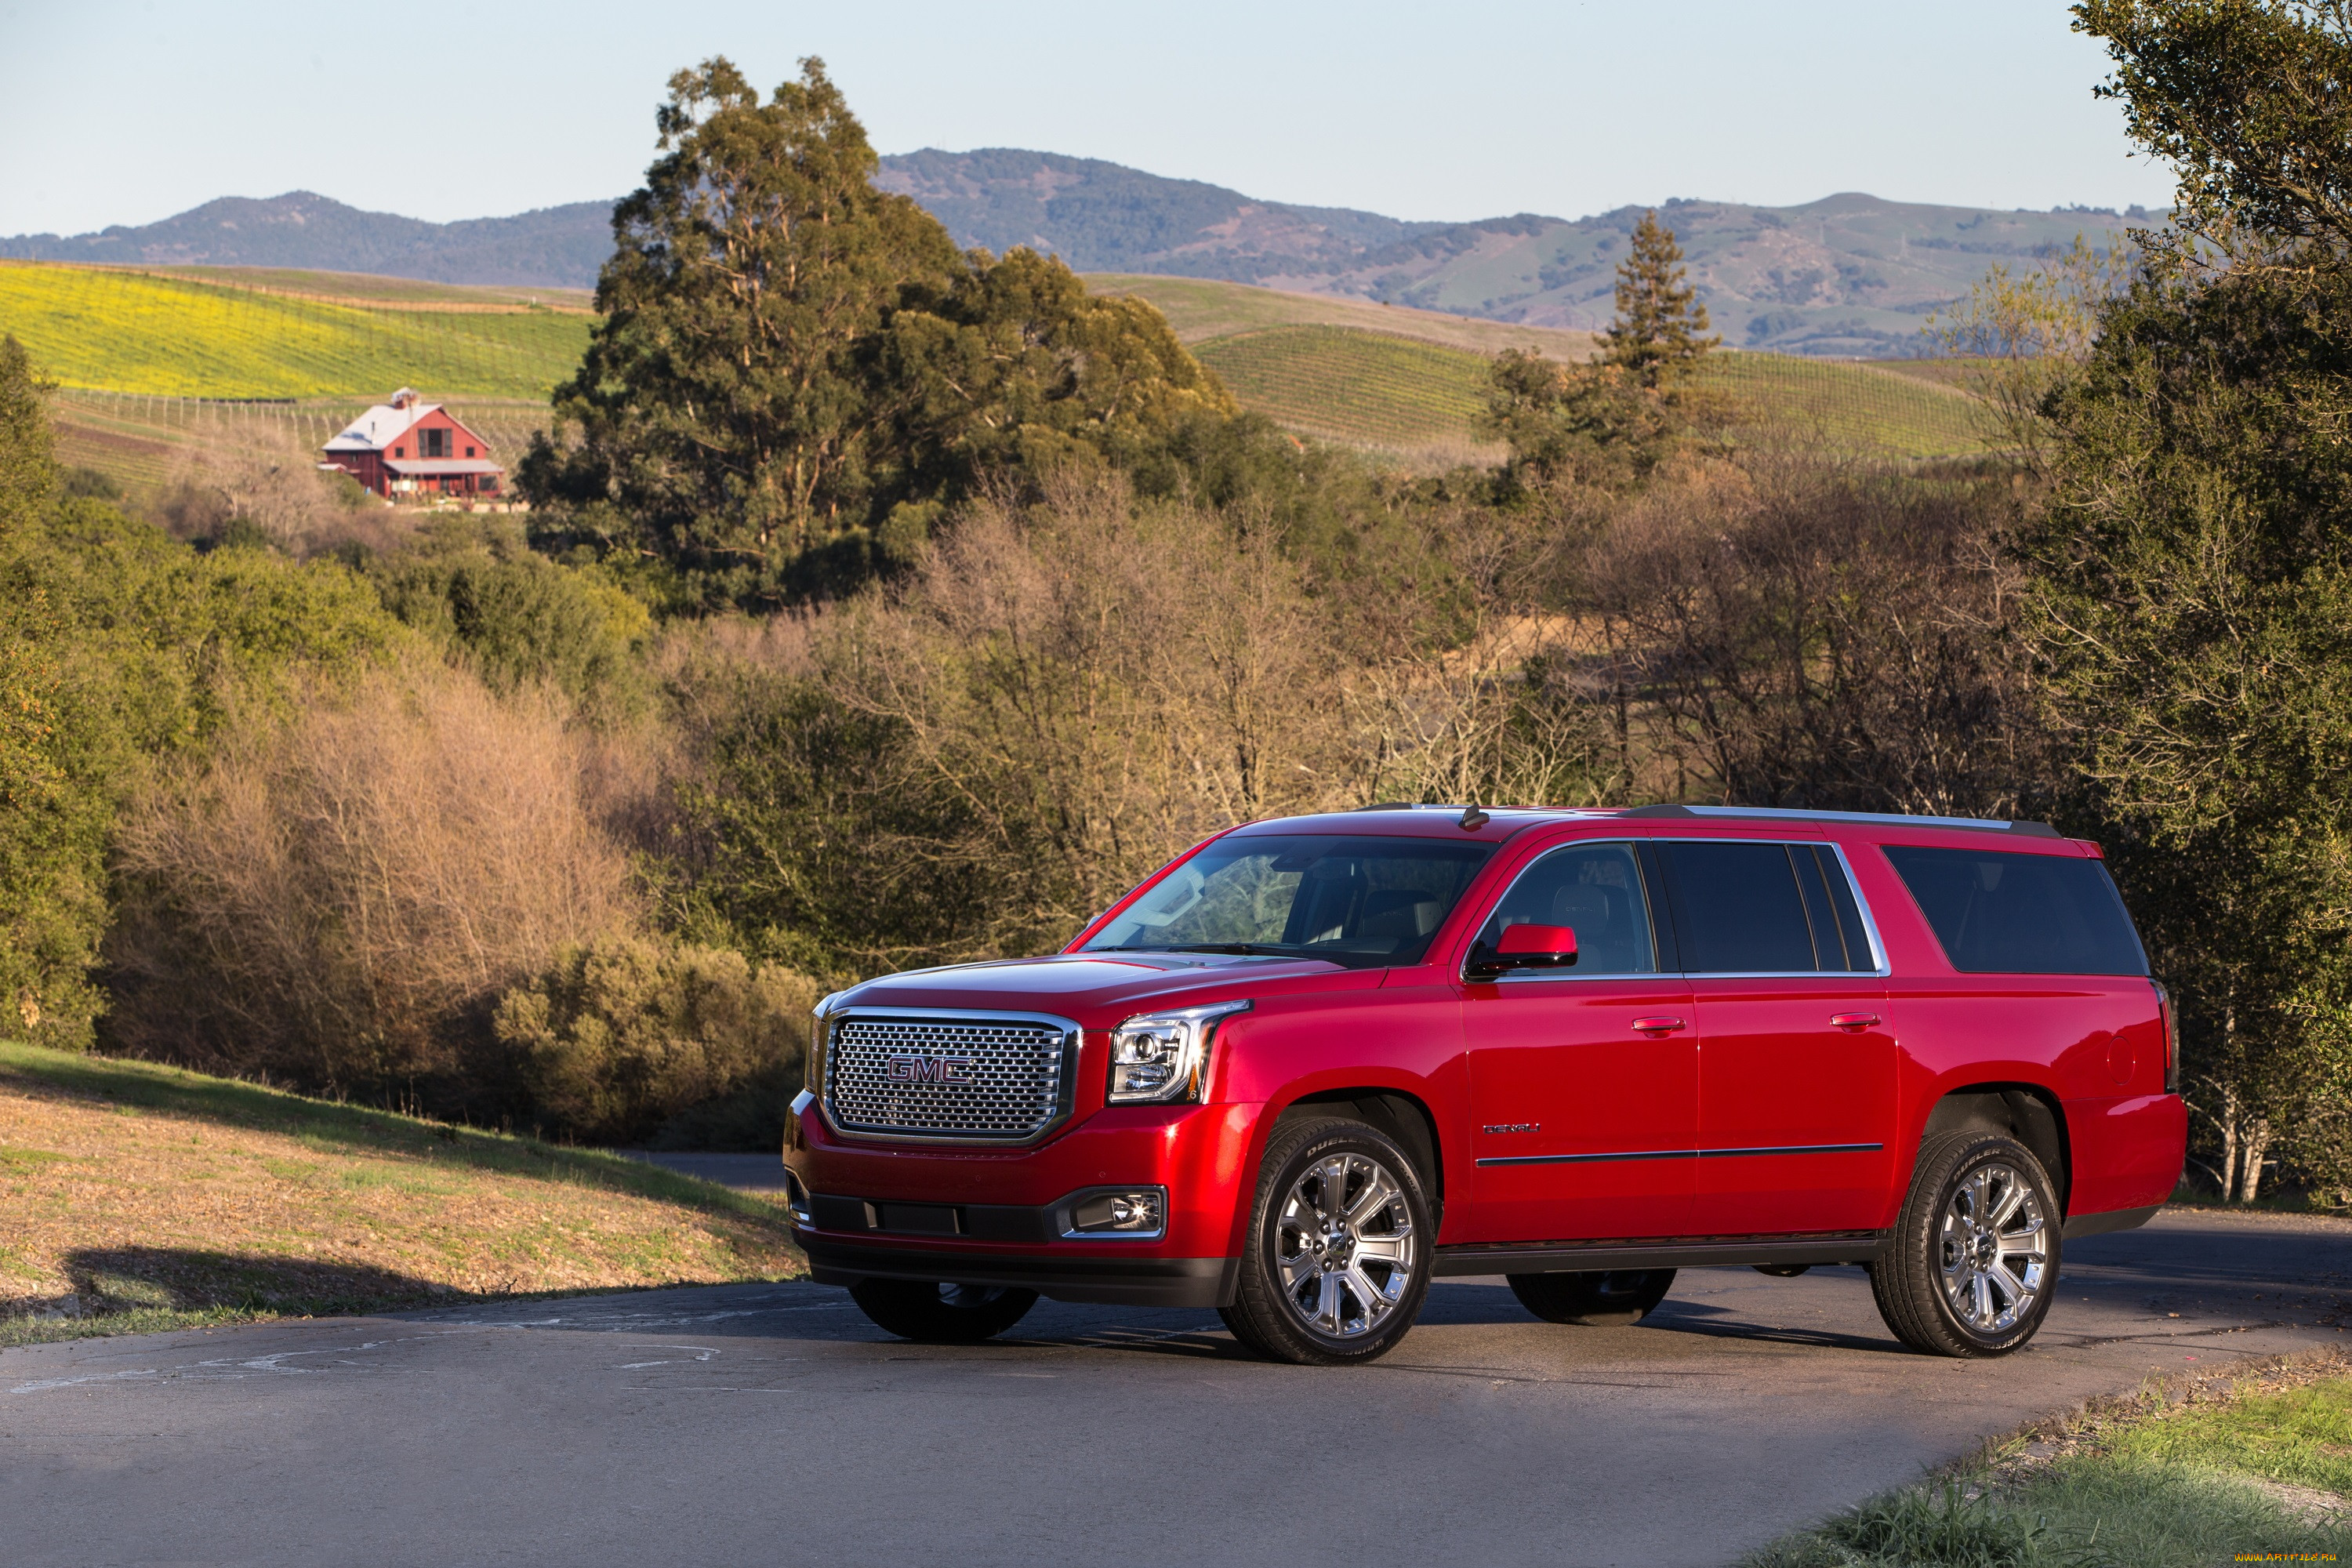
(1065, 1187), (1167, 1237)
(782, 1170), (813, 1226)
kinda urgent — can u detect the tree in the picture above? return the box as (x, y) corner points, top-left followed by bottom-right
(1477, 350), (1681, 493)
(2029, 0), (2352, 1201)
(0, 336), (53, 543)
(1600, 212), (1719, 387)
(1929, 234), (2136, 467)
(519, 57), (964, 597)
(2075, 0), (2352, 255)
(520, 58), (1234, 606)
(870, 245), (1234, 517)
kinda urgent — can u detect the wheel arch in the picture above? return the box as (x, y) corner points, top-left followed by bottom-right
(1918, 1083), (2072, 1214)
(1273, 1087), (1446, 1217)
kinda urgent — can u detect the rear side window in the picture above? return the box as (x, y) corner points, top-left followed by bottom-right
(1657, 840), (1876, 975)
(1881, 846), (2148, 976)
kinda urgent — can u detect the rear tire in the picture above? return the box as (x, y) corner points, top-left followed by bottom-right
(1869, 1131), (2060, 1357)
(1507, 1269), (1675, 1326)
(1223, 1117), (1433, 1366)
(848, 1279), (1039, 1343)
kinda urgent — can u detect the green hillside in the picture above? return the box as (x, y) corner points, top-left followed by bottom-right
(1192, 321), (1987, 463)
(0, 261), (591, 400)
(1700, 354), (1987, 459)
(1195, 326), (1497, 452)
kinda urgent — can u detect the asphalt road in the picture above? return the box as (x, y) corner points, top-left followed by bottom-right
(4, 1209), (2346, 1568)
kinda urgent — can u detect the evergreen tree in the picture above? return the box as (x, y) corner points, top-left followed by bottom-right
(519, 57), (963, 598)
(520, 58), (1233, 605)
(1600, 212), (1719, 387)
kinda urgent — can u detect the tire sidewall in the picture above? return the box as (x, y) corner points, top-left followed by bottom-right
(1901, 1132), (2063, 1355)
(1236, 1118), (1434, 1365)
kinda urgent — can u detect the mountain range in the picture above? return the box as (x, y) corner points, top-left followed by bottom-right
(3, 152), (2146, 355)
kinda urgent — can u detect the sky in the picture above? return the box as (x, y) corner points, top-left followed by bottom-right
(0, 0), (2173, 237)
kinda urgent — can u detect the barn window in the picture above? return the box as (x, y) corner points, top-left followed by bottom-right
(420, 429), (451, 459)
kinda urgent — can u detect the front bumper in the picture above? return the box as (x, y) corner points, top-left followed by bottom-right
(800, 1232), (1239, 1307)
(784, 1096), (1261, 1306)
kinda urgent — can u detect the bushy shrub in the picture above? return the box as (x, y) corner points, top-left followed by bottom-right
(368, 524), (650, 708)
(105, 659), (637, 1098)
(492, 935), (820, 1147)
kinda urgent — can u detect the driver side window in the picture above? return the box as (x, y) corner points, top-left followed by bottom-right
(1476, 841), (1659, 975)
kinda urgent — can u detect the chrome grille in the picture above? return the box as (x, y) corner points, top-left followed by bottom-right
(823, 1011), (1072, 1143)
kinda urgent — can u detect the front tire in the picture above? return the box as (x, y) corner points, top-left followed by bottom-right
(1508, 1269), (1675, 1325)
(1870, 1131), (2060, 1357)
(848, 1279), (1038, 1343)
(1221, 1117), (1433, 1365)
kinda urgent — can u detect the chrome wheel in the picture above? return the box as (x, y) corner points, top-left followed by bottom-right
(1937, 1160), (2047, 1334)
(1273, 1150), (1417, 1340)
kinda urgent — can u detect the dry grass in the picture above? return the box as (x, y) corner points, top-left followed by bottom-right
(0, 1040), (799, 1346)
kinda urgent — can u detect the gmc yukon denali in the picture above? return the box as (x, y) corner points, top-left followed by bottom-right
(782, 804), (2186, 1364)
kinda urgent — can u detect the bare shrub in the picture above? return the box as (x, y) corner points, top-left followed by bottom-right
(106, 659), (638, 1098)
(663, 473), (1624, 970)
(822, 471), (1361, 951)
(155, 417), (410, 557)
(1574, 452), (2047, 815)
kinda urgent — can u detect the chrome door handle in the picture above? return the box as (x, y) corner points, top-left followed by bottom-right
(1631, 1015), (1686, 1036)
(1831, 1012), (1882, 1031)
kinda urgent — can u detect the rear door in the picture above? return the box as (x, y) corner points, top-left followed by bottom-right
(1463, 839), (1698, 1243)
(1654, 837), (1896, 1236)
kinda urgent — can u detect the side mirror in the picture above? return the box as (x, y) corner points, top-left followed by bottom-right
(1468, 923), (1578, 978)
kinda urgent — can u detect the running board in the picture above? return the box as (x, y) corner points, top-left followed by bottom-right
(1434, 1231), (1886, 1276)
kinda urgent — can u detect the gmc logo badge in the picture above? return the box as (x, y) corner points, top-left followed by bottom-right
(885, 1054), (977, 1086)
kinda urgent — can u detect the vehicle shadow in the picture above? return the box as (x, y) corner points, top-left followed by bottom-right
(38, 1245), (458, 1319)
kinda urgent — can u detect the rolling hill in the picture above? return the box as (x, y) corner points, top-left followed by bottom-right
(4, 156), (2141, 355)
(6, 261), (1991, 501)
(0, 192), (613, 289)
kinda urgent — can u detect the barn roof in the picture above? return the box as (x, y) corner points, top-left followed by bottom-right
(323, 400), (441, 452)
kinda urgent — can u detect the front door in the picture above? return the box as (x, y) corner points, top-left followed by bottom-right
(1653, 837), (1896, 1235)
(1464, 840), (1698, 1243)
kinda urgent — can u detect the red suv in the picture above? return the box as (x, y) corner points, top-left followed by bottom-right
(782, 805), (2185, 1364)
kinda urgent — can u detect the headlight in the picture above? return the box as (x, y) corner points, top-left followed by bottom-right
(1107, 1000), (1250, 1105)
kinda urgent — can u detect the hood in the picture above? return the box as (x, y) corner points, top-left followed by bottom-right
(830, 950), (1371, 1025)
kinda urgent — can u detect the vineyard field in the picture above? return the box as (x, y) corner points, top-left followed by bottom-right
(1191, 325), (1989, 463)
(1697, 354), (1988, 459)
(0, 262), (591, 400)
(1194, 325), (1501, 456)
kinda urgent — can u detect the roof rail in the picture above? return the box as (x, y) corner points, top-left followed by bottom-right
(1619, 804), (2062, 838)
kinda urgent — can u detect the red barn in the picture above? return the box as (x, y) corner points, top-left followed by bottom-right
(321, 388), (504, 500)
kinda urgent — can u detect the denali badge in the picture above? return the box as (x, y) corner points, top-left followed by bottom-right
(886, 1054), (978, 1086)
(1482, 1123), (1541, 1134)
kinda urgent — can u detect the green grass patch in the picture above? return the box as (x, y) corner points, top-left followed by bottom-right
(1747, 1361), (2352, 1567)
(0, 261), (592, 398)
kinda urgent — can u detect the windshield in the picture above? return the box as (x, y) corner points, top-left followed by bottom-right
(1081, 834), (1497, 968)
